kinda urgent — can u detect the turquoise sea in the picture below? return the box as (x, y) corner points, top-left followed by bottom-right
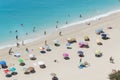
(0, 0), (120, 49)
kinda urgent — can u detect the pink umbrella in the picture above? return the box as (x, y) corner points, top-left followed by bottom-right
(63, 53), (69, 57)
(79, 42), (85, 47)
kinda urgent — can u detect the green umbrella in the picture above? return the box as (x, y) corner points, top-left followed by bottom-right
(18, 58), (24, 63)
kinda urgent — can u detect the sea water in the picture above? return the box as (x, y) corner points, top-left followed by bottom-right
(0, 0), (120, 49)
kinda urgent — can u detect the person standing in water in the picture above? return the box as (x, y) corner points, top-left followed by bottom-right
(16, 35), (19, 40)
(44, 31), (46, 35)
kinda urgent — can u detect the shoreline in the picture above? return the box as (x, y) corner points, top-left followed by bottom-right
(1, 7), (120, 80)
(0, 9), (120, 50)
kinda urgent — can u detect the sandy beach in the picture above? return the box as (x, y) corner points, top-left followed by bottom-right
(1, 11), (120, 80)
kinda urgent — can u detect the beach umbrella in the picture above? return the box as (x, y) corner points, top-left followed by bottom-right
(50, 73), (56, 76)
(84, 36), (89, 40)
(9, 67), (16, 72)
(96, 39), (101, 42)
(27, 67), (34, 72)
(23, 67), (28, 71)
(53, 40), (59, 44)
(4, 69), (9, 74)
(66, 42), (70, 46)
(77, 50), (84, 54)
(29, 54), (34, 58)
(14, 52), (21, 57)
(79, 41), (84, 45)
(95, 28), (103, 34)
(0, 60), (6, 65)
(18, 58), (24, 63)
(101, 33), (107, 37)
(38, 61), (45, 65)
(95, 50), (101, 54)
(63, 53), (69, 57)
(45, 45), (50, 49)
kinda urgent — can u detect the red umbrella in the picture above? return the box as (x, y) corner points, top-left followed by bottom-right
(4, 69), (9, 74)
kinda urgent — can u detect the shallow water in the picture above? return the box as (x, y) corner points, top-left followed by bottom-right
(0, 0), (120, 48)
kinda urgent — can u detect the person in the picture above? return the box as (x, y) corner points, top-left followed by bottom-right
(22, 40), (25, 46)
(15, 30), (18, 33)
(80, 14), (82, 18)
(79, 57), (82, 62)
(16, 35), (19, 40)
(65, 21), (68, 24)
(8, 48), (13, 55)
(54, 59), (58, 63)
(16, 42), (20, 47)
(56, 25), (58, 29)
(25, 48), (29, 53)
(45, 40), (47, 45)
(33, 27), (36, 32)
(44, 31), (46, 35)
(59, 31), (62, 36)
(110, 56), (114, 63)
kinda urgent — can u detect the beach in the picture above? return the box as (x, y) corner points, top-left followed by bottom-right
(1, 10), (120, 80)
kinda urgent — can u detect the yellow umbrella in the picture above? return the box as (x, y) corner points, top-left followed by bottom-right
(95, 50), (101, 54)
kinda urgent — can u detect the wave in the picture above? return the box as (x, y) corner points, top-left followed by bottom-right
(0, 9), (120, 50)
(60, 9), (120, 29)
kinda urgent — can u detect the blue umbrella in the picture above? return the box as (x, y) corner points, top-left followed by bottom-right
(95, 28), (103, 34)
(101, 33), (106, 37)
(66, 42), (70, 46)
(77, 50), (84, 55)
(45, 45), (50, 49)
(0, 60), (6, 65)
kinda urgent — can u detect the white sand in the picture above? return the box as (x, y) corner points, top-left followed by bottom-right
(1, 12), (120, 80)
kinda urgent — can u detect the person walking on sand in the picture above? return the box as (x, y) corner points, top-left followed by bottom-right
(79, 57), (82, 63)
(59, 31), (62, 36)
(110, 56), (114, 63)
(45, 40), (47, 45)
(8, 48), (13, 55)
(16, 42), (20, 47)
